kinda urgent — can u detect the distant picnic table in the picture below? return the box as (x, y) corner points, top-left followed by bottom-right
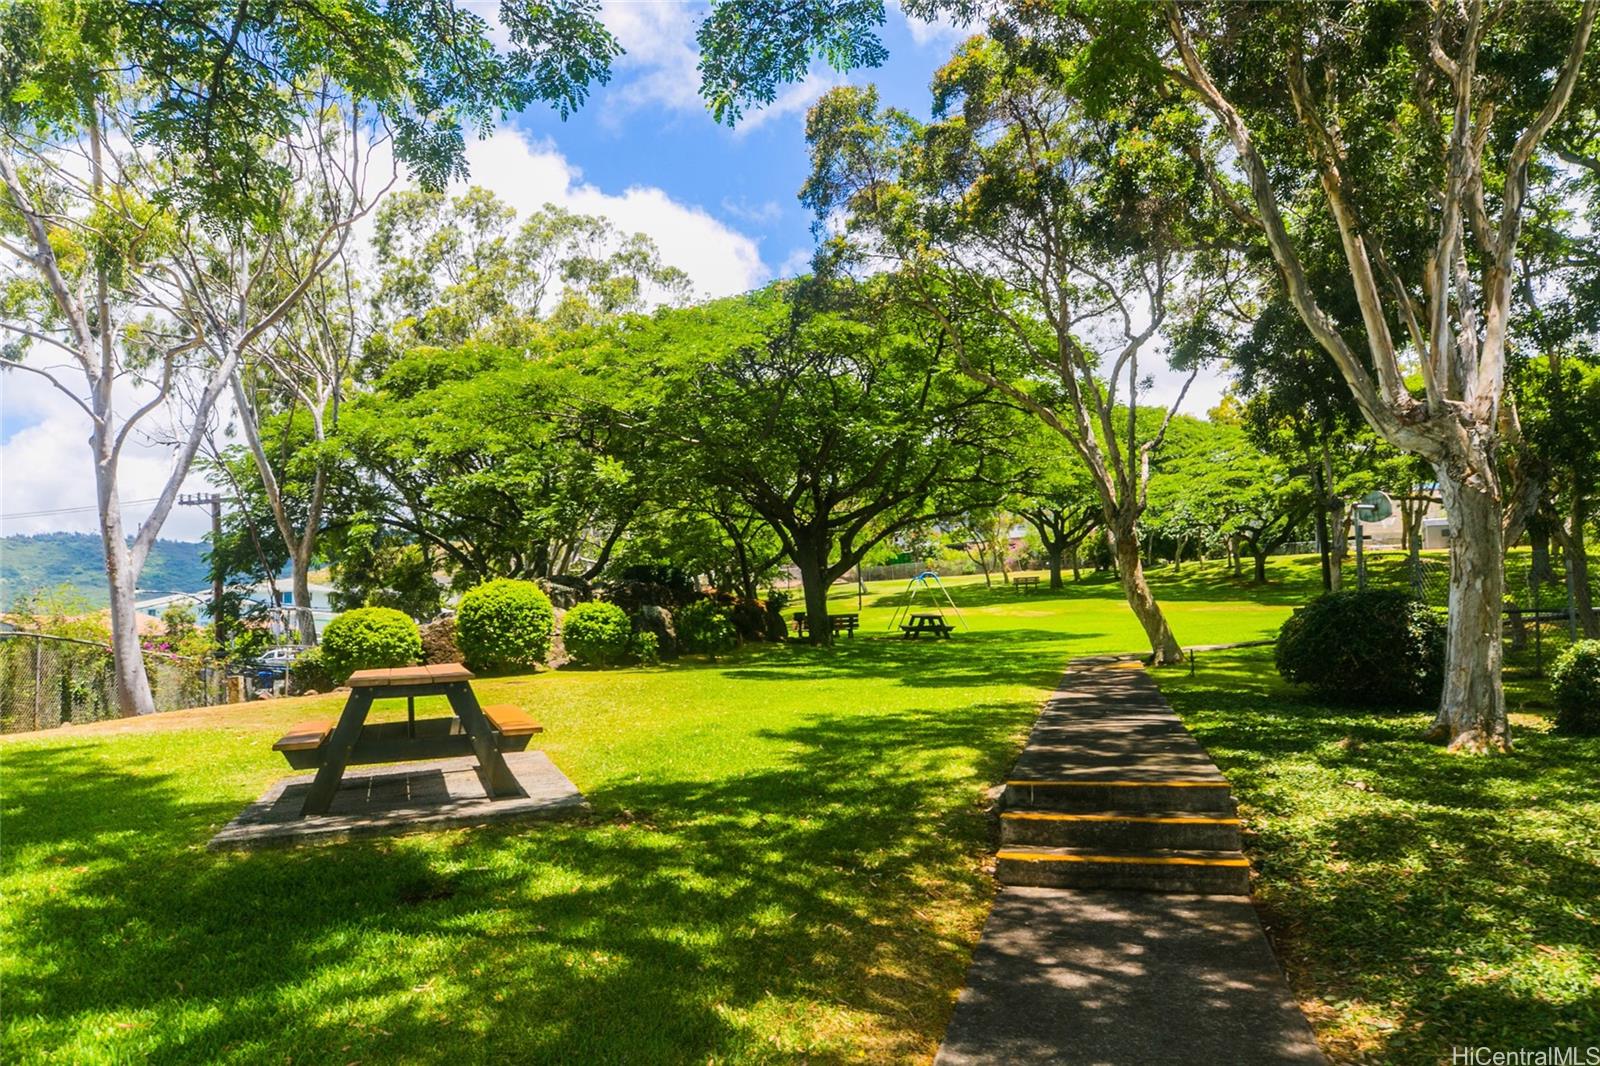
(272, 663), (541, 817)
(899, 613), (955, 640)
(792, 612), (860, 638)
(1013, 576), (1041, 593)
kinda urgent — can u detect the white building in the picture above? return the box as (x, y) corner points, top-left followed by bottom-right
(135, 582), (339, 636)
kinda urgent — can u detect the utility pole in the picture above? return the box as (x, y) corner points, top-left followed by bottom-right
(179, 493), (225, 647)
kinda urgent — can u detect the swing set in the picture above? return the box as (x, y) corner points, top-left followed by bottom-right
(885, 571), (968, 638)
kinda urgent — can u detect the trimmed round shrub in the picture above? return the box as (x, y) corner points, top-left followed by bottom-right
(287, 646), (336, 695)
(561, 601), (632, 667)
(455, 579), (555, 672)
(320, 607), (422, 682)
(676, 598), (737, 658)
(631, 630), (660, 666)
(1550, 640), (1600, 735)
(1275, 589), (1445, 705)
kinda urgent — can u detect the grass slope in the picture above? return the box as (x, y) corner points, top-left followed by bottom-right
(0, 533), (211, 608)
(2, 556), (1591, 1063)
(0, 565), (1295, 1064)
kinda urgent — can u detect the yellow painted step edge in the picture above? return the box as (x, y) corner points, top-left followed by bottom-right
(1002, 812), (1240, 825)
(1005, 779), (1226, 788)
(996, 850), (1250, 868)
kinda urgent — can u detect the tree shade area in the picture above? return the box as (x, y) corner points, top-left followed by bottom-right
(4, 0), (1600, 1061)
(4, 567), (1594, 1062)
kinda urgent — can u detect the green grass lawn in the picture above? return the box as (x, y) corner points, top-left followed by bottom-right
(1, 555), (1591, 1063)
(1156, 648), (1600, 1063)
(1, 563), (1298, 1064)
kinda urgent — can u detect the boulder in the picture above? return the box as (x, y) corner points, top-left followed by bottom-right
(631, 604), (679, 659)
(539, 576), (591, 611)
(419, 617), (462, 665)
(545, 606), (571, 669)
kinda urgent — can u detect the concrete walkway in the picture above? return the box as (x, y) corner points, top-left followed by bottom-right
(936, 663), (1325, 1065)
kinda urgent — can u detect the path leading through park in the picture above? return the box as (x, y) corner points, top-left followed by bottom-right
(936, 662), (1326, 1065)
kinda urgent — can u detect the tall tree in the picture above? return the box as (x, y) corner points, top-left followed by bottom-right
(0, 0), (619, 714)
(803, 39), (1233, 664)
(626, 280), (1017, 643)
(1130, 0), (1599, 750)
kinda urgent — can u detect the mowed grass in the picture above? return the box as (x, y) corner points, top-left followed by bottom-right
(1156, 648), (1600, 1063)
(0, 563), (1296, 1064)
(4, 553), (1591, 1063)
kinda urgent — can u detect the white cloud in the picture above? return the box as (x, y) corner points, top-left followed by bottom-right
(721, 196), (783, 225)
(731, 71), (842, 136)
(777, 246), (816, 279)
(893, 1), (974, 49)
(599, 1), (705, 120)
(0, 372), (213, 541)
(458, 129), (767, 298)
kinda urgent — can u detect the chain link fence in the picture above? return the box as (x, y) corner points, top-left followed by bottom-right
(0, 632), (229, 734)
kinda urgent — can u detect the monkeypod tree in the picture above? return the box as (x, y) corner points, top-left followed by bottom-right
(803, 39), (1236, 664)
(623, 280), (1019, 645)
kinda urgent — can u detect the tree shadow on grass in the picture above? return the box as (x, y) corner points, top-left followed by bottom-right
(1154, 649), (1600, 1062)
(3, 687), (1042, 1064)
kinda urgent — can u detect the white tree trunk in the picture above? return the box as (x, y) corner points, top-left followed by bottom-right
(1430, 463), (1509, 752)
(96, 446), (156, 716)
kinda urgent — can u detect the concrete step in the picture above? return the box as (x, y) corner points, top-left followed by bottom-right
(1000, 809), (1244, 852)
(1003, 778), (1236, 814)
(996, 846), (1251, 895)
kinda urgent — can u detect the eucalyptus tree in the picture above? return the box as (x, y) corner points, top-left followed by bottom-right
(364, 188), (692, 373)
(1095, 0), (1600, 751)
(0, 0), (619, 715)
(622, 279), (1019, 644)
(803, 38), (1236, 664)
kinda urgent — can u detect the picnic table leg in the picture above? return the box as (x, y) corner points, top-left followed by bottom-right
(446, 682), (520, 797)
(300, 689), (374, 816)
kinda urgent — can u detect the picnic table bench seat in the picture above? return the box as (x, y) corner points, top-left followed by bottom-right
(273, 702), (542, 769)
(791, 611), (860, 637)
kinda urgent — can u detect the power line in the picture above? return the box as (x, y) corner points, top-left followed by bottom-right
(0, 497), (161, 521)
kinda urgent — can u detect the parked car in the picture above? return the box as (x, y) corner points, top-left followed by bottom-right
(252, 645), (309, 679)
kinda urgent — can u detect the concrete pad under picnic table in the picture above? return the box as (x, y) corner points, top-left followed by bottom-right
(210, 751), (587, 849)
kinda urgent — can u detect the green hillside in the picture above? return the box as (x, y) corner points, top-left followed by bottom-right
(0, 533), (210, 609)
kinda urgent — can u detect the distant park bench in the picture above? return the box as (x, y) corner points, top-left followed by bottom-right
(1013, 576), (1041, 593)
(792, 612), (860, 638)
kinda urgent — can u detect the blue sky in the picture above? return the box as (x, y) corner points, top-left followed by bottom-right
(1, 5), (1222, 540)
(506, 2), (966, 285)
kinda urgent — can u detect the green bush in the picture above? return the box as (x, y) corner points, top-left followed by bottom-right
(1275, 589), (1445, 705)
(676, 598), (737, 658)
(320, 607), (421, 682)
(561, 601), (632, 667)
(1550, 640), (1600, 735)
(287, 646), (336, 695)
(631, 630), (660, 666)
(455, 579), (555, 672)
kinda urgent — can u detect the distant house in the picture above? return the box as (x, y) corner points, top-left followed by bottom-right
(135, 582), (338, 637)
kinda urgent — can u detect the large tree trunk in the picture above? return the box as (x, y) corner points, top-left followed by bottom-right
(97, 471), (155, 717)
(794, 546), (833, 647)
(1427, 466), (1510, 753)
(1253, 548), (1268, 584)
(290, 553), (317, 645)
(1047, 545), (1064, 590)
(1106, 520), (1182, 665)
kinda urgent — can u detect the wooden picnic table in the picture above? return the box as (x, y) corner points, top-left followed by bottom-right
(271, 663), (541, 817)
(792, 612), (860, 637)
(900, 612), (955, 640)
